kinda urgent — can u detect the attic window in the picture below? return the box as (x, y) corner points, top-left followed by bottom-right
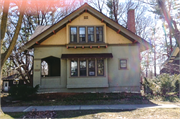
(84, 16), (88, 19)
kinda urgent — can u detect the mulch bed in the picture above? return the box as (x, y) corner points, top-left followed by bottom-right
(23, 110), (57, 118)
(1, 92), (153, 107)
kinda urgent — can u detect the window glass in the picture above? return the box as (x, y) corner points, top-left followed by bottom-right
(120, 59), (127, 69)
(88, 60), (95, 76)
(96, 27), (103, 42)
(97, 59), (104, 76)
(80, 60), (86, 76)
(71, 60), (78, 76)
(79, 27), (86, 42)
(70, 27), (77, 42)
(88, 27), (94, 42)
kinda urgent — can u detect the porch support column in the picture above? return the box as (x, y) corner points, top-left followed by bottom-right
(33, 59), (41, 87)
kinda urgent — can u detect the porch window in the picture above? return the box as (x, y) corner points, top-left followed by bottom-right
(88, 60), (95, 76)
(70, 27), (77, 42)
(97, 59), (104, 76)
(88, 27), (94, 42)
(71, 60), (78, 76)
(80, 60), (86, 76)
(70, 59), (104, 77)
(96, 27), (103, 42)
(79, 27), (86, 42)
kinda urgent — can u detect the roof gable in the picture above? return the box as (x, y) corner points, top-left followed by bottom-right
(22, 3), (152, 52)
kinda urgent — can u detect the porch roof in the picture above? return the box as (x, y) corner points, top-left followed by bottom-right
(61, 53), (113, 59)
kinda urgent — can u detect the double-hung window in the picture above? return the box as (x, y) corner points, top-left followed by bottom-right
(88, 27), (94, 42)
(88, 60), (95, 76)
(80, 60), (86, 76)
(119, 59), (127, 69)
(97, 60), (104, 76)
(96, 27), (103, 42)
(70, 27), (77, 42)
(71, 60), (78, 76)
(79, 27), (86, 42)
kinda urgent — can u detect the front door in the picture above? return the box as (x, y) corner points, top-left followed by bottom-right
(4, 81), (9, 92)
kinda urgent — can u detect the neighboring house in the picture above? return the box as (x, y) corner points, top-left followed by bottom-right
(2, 74), (23, 92)
(160, 47), (180, 74)
(1, 68), (33, 92)
(22, 3), (151, 93)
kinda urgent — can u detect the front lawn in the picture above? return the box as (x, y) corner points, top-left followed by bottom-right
(3, 108), (180, 119)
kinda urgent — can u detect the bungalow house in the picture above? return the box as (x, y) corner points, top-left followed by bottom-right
(22, 3), (151, 93)
(160, 47), (180, 74)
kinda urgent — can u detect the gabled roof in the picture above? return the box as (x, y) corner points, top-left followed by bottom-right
(21, 3), (152, 52)
(30, 26), (51, 40)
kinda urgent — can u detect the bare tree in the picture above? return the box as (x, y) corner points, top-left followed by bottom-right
(88, 0), (106, 13)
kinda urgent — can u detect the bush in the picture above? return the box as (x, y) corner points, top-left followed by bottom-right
(9, 84), (39, 100)
(143, 74), (180, 96)
(158, 74), (176, 96)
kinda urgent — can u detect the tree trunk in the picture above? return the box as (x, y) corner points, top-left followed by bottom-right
(0, 31), (4, 115)
(0, 1), (25, 115)
(0, 0), (10, 115)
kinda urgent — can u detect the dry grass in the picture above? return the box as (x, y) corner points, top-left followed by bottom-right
(3, 108), (180, 118)
(58, 108), (180, 119)
(0, 112), (25, 119)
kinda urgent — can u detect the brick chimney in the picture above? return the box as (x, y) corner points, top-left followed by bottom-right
(127, 9), (136, 33)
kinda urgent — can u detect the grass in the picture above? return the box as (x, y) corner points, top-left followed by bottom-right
(2, 93), (180, 118)
(0, 112), (25, 119)
(3, 108), (180, 119)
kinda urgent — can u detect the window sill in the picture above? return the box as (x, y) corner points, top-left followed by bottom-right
(67, 83), (109, 88)
(118, 68), (128, 70)
(69, 76), (106, 78)
(41, 76), (61, 78)
(68, 42), (106, 45)
(67, 43), (107, 49)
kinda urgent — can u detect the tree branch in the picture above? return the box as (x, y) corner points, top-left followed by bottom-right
(1, 0), (10, 41)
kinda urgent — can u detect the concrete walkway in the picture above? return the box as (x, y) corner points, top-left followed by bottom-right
(2, 104), (180, 112)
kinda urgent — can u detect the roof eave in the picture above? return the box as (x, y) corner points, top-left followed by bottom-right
(21, 3), (152, 52)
